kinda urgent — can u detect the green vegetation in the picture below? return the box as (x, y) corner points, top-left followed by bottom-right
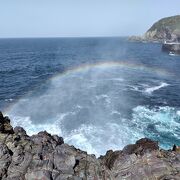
(147, 15), (180, 33)
(144, 15), (180, 41)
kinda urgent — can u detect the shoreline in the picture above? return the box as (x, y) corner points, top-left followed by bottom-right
(0, 111), (179, 179)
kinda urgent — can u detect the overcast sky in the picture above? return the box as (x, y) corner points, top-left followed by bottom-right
(0, 0), (180, 38)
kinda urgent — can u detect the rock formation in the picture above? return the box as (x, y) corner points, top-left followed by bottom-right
(129, 15), (180, 43)
(0, 111), (179, 179)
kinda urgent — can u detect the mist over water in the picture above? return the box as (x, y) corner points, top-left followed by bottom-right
(1, 38), (180, 156)
(6, 64), (180, 156)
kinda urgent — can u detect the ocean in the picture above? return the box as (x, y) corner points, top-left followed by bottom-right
(0, 37), (180, 156)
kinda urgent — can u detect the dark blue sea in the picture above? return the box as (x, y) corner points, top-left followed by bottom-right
(0, 37), (180, 156)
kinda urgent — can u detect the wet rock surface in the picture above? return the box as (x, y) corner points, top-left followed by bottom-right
(0, 112), (179, 180)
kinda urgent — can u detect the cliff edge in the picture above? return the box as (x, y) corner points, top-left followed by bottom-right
(0, 111), (179, 180)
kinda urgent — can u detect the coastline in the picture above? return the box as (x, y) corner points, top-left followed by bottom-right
(0, 111), (179, 179)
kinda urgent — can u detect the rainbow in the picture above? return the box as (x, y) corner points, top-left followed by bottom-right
(52, 61), (172, 80)
(5, 61), (173, 113)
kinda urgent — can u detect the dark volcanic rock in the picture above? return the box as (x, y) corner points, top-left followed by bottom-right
(14, 126), (27, 136)
(0, 112), (14, 134)
(0, 111), (179, 179)
(122, 138), (159, 155)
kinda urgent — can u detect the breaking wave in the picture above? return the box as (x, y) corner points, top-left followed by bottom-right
(144, 82), (169, 94)
(5, 65), (179, 156)
(132, 106), (180, 149)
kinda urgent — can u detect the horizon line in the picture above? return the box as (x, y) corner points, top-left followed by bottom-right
(0, 35), (133, 39)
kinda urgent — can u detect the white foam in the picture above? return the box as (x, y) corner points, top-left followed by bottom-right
(111, 110), (121, 115)
(144, 82), (169, 94)
(65, 122), (141, 156)
(176, 111), (180, 116)
(128, 85), (141, 92)
(5, 66), (177, 156)
(95, 94), (109, 99)
(10, 113), (143, 157)
(10, 116), (61, 136)
(169, 52), (179, 56)
(9, 105), (180, 156)
(110, 78), (124, 82)
(129, 82), (169, 95)
(5, 98), (13, 102)
(132, 106), (180, 146)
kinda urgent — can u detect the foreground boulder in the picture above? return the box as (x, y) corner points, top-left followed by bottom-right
(0, 111), (179, 179)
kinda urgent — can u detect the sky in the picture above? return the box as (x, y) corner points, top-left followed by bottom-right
(0, 0), (180, 38)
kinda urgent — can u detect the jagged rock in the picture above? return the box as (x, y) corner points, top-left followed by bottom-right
(53, 145), (75, 174)
(0, 143), (12, 178)
(7, 147), (32, 178)
(14, 126), (27, 136)
(0, 112), (179, 180)
(0, 112), (14, 134)
(0, 112), (4, 121)
(122, 138), (159, 155)
(52, 135), (64, 145)
(25, 170), (52, 180)
(173, 144), (180, 153)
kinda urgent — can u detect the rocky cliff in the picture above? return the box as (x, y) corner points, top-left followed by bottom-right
(0, 111), (180, 180)
(129, 15), (180, 42)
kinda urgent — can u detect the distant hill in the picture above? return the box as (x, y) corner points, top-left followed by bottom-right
(129, 15), (180, 42)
